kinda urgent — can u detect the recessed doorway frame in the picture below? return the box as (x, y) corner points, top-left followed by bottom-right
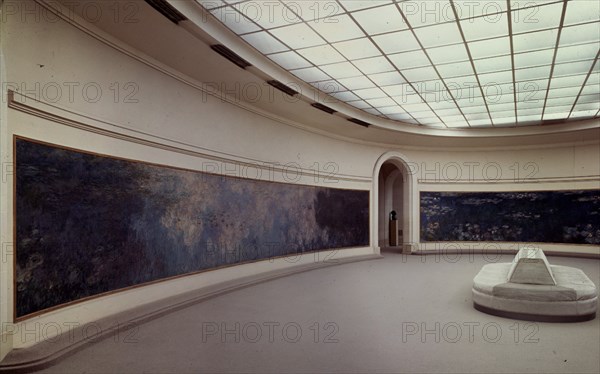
(372, 151), (417, 254)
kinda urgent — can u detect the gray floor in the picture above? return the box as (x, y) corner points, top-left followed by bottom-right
(35, 251), (600, 374)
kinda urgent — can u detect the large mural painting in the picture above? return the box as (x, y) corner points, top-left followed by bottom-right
(421, 191), (600, 244)
(15, 138), (369, 318)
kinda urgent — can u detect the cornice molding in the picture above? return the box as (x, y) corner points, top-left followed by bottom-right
(7, 90), (371, 184)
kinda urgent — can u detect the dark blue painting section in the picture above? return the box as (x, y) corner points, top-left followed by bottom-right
(421, 191), (600, 244)
(16, 139), (369, 318)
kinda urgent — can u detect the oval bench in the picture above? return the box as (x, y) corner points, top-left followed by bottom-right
(472, 248), (598, 322)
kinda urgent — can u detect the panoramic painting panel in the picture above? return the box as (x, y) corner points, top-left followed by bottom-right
(15, 138), (369, 318)
(421, 191), (600, 244)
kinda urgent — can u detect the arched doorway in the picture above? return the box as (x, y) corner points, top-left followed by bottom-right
(372, 152), (415, 254)
(379, 163), (403, 247)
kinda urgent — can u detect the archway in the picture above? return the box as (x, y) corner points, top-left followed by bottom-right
(372, 152), (416, 254)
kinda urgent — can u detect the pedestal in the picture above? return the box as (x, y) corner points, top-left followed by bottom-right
(389, 220), (399, 246)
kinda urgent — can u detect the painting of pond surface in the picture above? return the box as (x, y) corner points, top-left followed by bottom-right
(421, 191), (600, 244)
(15, 138), (369, 318)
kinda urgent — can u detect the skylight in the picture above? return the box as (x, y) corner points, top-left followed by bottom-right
(199, 0), (600, 128)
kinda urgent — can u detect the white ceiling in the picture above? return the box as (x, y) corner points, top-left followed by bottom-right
(196, 0), (600, 129)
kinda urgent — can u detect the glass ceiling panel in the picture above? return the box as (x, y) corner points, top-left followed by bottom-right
(381, 85), (406, 97)
(581, 84), (600, 96)
(468, 37), (511, 59)
(473, 55), (512, 74)
(400, 1), (456, 28)
(414, 22), (463, 48)
(311, 80), (345, 93)
(460, 13), (509, 41)
(367, 97), (399, 108)
(330, 91), (360, 102)
(517, 100), (545, 110)
(434, 107), (463, 116)
(378, 105), (406, 115)
(549, 74), (588, 90)
(352, 4), (408, 35)
(428, 99), (459, 110)
(285, 0), (344, 22)
(513, 29), (559, 53)
(353, 87), (387, 100)
(369, 71), (406, 86)
(511, 2), (564, 34)
(208, 8), (260, 34)
(290, 67), (330, 83)
(297, 44), (345, 65)
(363, 108), (382, 115)
(442, 114), (467, 123)
(402, 66), (440, 82)
(563, 0), (600, 26)
(454, 0), (507, 18)
(553, 60), (595, 78)
(427, 44), (470, 64)
(478, 70), (513, 86)
(395, 93), (428, 105)
(269, 23), (325, 49)
(436, 61), (474, 77)
(509, 1), (561, 10)
(459, 105), (488, 115)
(517, 108), (543, 116)
(560, 23), (600, 45)
(514, 65), (552, 81)
(577, 94), (600, 104)
(554, 43), (599, 64)
(339, 1), (393, 12)
(573, 101), (600, 111)
(320, 62), (363, 79)
(347, 100), (371, 109)
(307, 15), (365, 43)
(267, 51), (311, 70)
(200, 0), (600, 128)
(456, 94), (487, 107)
(546, 96), (575, 110)
(514, 49), (555, 69)
(467, 119), (491, 126)
(488, 102), (516, 111)
(570, 109), (599, 118)
(336, 76), (374, 90)
(407, 104), (436, 114)
(241, 32), (288, 54)
(373, 31), (421, 54)
(333, 38), (381, 60)
(353, 56), (396, 75)
(197, 0), (225, 9)
(386, 111), (412, 119)
(243, 1), (302, 29)
(388, 50), (432, 70)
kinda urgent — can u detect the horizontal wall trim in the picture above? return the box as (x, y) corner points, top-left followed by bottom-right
(7, 90), (371, 185)
(418, 176), (600, 185)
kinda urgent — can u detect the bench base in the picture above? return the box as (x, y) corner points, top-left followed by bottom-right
(474, 302), (597, 323)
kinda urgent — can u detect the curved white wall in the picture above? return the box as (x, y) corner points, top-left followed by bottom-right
(1, 0), (598, 361)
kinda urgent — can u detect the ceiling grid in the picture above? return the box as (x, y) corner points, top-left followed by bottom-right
(197, 0), (600, 128)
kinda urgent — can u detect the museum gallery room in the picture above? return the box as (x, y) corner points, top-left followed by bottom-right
(0, 0), (599, 373)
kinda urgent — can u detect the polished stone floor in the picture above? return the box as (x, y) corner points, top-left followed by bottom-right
(34, 250), (600, 373)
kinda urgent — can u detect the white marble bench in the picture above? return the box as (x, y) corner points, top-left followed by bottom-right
(472, 247), (598, 322)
